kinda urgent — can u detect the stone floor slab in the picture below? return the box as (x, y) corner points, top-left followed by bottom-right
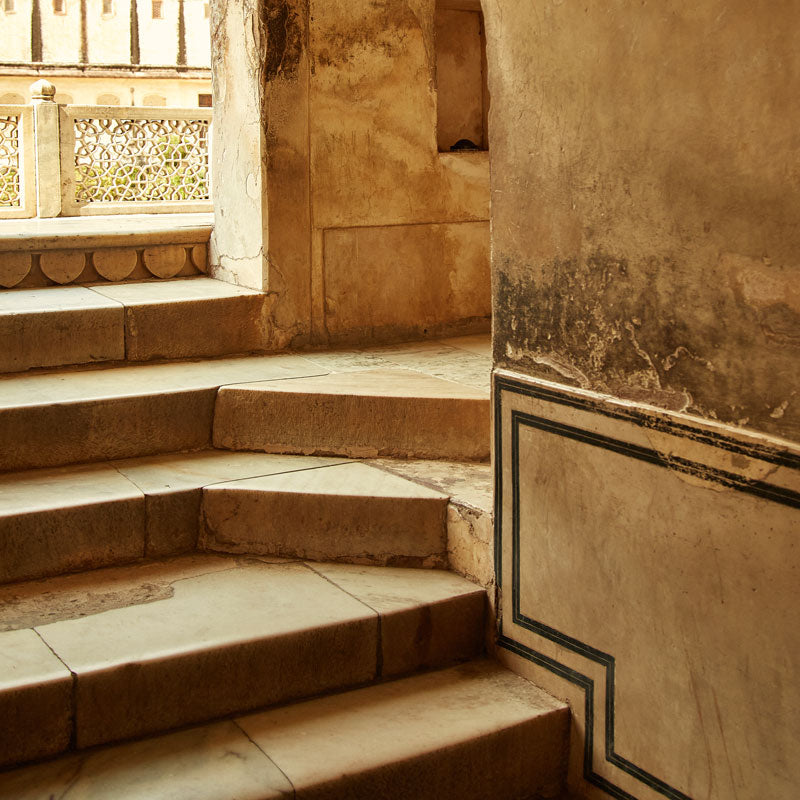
(309, 562), (485, 676)
(35, 559), (377, 748)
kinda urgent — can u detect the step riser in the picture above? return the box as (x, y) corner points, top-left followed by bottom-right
(214, 392), (490, 460)
(0, 392), (215, 472)
(201, 488), (448, 568)
(0, 501), (145, 585)
(0, 302), (124, 374)
(0, 280), (269, 374)
(119, 294), (268, 361)
(73, 619), (377, 749)
(287, 718), (568, 800)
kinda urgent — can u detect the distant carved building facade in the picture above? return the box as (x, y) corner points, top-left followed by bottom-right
(0, 0), (211, 107)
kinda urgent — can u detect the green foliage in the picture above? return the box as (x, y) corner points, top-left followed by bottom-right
(0, 165), (20, 206)
(75, 133), (208, 203)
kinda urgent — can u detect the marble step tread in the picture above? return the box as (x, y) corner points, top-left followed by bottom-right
(0, 660), (569, 800)
(0, 352), (328, 472)
(0, 451), (484, 584)
(0, 352), (489, 472)
(0, 277), (271, 373)
(214, 368), (490, 460)
(0, 554), (487, 769)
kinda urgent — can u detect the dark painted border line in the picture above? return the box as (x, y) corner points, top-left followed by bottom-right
(495, 374), (800, 470)
(494, 375), (798, 799)
(513, 410), (800, 510)
(510, 410), (693, 800)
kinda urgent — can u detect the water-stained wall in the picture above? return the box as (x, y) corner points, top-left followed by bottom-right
(482, 2), (800, 799)
(210, 0), (491, 347)
(486, 0), (798, 442)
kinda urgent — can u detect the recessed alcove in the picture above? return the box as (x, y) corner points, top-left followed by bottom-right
(435, 0), (489, 153)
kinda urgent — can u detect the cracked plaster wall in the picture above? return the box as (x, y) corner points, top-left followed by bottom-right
(210, 0), (490, 348)
(484, 0), (799, 443)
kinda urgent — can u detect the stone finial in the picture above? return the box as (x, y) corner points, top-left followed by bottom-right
(30, 79), (56, 102)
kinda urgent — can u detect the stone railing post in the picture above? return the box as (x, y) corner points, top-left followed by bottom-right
(30, 79), (62, 218)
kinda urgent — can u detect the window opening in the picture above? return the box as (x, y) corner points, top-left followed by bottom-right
(198, 93), (212, 107)
(151, 0), (162, 19)
(53, 0), (66, 14)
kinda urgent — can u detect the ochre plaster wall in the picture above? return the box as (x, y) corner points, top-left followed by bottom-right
(483, 3), (800, 799)
(486, 0), (799, 442)
(210, 0), (491, 347)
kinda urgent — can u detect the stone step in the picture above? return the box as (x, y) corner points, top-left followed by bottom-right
(0, 450), (462, 584)
(0, 451), (344, 584)
(0, 354), (325, 472)
(0, 554), (486, 768)
(0, 277), (269, 373)
(201, 460), (450, 567)
(0, 660), (569, 800)
(213, 368), (490, 460)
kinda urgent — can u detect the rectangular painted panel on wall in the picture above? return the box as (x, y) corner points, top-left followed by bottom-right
(493, 370), (800, 800)
(322, 221), (490, 343)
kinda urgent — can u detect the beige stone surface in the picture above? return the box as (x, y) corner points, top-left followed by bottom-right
(211, 0), (489, 346)
(310, 562), (485, 676)
(0, 463), (145, 583)
(0, 213), (214, 252)
(113, 450), (344, 557)
(0, 628), (72, 769)
(238, 659), (569, 800)
(322, 222), (490, 343)
(0, 554), (235, 631)
(90, 277), (270, 360)
(92, 247), (138, 281)
(201, 462), (448, 567)
(0, 286), (125, 373)
(143, 245), (187, 279)
(40, 250), (86, 284)
(435, 7), (487, 152)
(190, 243), (207, 271)
(0, 721), (293, 799)
(0, 252), (31, 288)
(496, 373), (800, 799)
(439, 333), (492, 358)
(369, 458), (492, 511)
(0, 354), (323, 471)
(214, 369), (490, 460)
(301, 336), (492, 392)
(488, 0), (800, 440)
(36, 560), (377, 747)
(368, 458), (495, 588)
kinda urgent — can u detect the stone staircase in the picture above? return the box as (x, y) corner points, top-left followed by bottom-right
(0, 280), (570, 799)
